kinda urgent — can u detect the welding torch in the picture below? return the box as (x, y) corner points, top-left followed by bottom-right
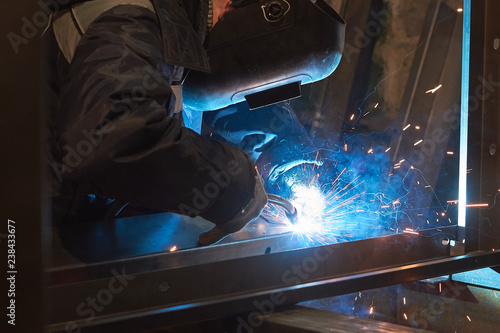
(267, 194), (299, 225)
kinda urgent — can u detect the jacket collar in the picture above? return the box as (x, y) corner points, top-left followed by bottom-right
(152, 0), (211, 72)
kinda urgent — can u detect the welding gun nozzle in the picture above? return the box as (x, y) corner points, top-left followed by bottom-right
(267, 194), (299, 225)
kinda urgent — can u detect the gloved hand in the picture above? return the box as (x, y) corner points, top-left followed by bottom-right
(256, 138), (323, 196)
(198, 173), (268, 245)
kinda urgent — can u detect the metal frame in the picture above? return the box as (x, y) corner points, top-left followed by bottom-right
(46, 226), (500, 332)
(42, 0), (499, 332)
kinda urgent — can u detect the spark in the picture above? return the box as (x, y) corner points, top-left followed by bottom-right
(466, 203), (489, 208)
(169, 245), (177, 252)
(403, 313), (408, 320)
(367, 148), (373, 154)
(350, 114), (355, 121)
(494, 292), (497, 298)
(312, 151), (320, 171)
(369, 306), (374, 315)
(403, 229), (418, 235)
(374, 103), (379, 108)
(457, 8), (463, 12)
(441, 212), (446, 216)
(447, 151), (454, 155)
(385, 147), (391, 152)
(414, 139), (423, 146)
(425, 84), (443, 94)
(439, 283), (442, 293)
(403, 124), (411, 131)
(344, 143), (348, 152)
(467, 315), (471, 322)
(399, 159), (405, 163)
(415, 125), (420, 130)
(403, 297), (406, 305)
(267, 155), (449, 247)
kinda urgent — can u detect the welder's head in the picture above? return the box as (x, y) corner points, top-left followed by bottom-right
(184, 0), (345, 111)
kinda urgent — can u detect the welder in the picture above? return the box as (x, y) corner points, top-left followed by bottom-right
(46, 0), (344, 245)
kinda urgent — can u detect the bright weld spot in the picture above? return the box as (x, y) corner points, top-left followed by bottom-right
(403, 124), (411, 131)
(289, 185), (326, 234)
(441, 212), (446, 216)
(426, 84), (443, 94)
(414, 139), (423, 146)
(169, 246), (177, 252)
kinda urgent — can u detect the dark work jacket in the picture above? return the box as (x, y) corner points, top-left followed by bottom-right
(47, 0), (258, 225)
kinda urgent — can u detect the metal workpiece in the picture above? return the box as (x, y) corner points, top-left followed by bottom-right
(44, 225), (500, 333)
(259, 306), (437, 333)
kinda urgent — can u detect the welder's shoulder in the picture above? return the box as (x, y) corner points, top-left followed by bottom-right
(53, 0), (209, 72)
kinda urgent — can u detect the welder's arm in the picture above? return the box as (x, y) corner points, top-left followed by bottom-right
(54, 6), (266, 227)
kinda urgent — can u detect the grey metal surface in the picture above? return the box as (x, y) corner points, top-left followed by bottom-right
(45, 226), (469, 331)
(259, 306), (437, 333)
(49, 211), (307, 284)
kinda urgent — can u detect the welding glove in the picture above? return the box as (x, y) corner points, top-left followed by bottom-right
(198, 173), (268, 246)
(256, 137), (322, 196)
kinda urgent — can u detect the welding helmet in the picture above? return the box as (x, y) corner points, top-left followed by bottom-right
(183, 0), (345, 111)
